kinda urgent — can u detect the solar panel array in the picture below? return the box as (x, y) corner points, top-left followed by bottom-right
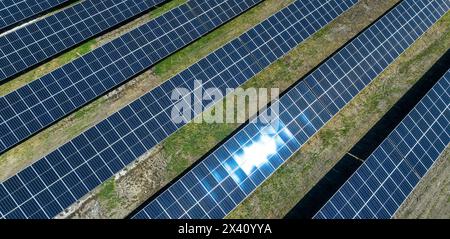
(131, 0), (449, 219)
(0, 0), (263, 154)
(0, 0), (70, 31)
(0, 0), (357, 219)
(315, 70), (449, 219)
(0, 0), (166, 81)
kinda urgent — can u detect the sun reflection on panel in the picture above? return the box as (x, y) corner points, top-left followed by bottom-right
(222, 120), (295, 184)
(234, 135), (277, 175)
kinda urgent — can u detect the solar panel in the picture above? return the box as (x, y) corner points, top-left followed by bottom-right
(0, 0), (70, 31)
(0, 0), (166, 81)
(0, 0), (263, 154)
(130, 0), (449, 219)
(0, 0), (357, 219)
(315, 70), (449, 219)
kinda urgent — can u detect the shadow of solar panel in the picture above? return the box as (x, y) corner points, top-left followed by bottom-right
(0, 0), (263, 154)
(0, 0), (166, 82)
(130, 0), (449, 219)
(0, 0), (358, 219)
(0, 0), (70, 32)
(315, 70), (449, 219)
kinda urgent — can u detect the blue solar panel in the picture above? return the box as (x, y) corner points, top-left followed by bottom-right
(0, 0), (70, 31)
(131, 0), (449, 219)
(0, 0), (165, 81)
(0, 0), (357, 219)
(0, 0), (263, 154)
(315, 70), (449, 219)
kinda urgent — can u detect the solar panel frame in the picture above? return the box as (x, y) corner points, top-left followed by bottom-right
(0, 0), (166, 82)
(315, 70), (449, 219)
(0, 0), (357, 219)
(130, 0), (449, 219)
(0, 0), (71, 32)
(0, 0), (264, 154)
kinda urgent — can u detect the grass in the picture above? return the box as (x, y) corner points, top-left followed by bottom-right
(0, 39), (97, 96)
(318, 129), (338, 148)
(97, 179), (121, 210)
(164, 121), (238, 178)
(149, 0), (187, 20)
(153, 0), (295, 79)
(398, 27), (450, 75)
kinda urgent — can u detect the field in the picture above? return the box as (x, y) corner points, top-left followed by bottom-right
(0, 0), (448, 219)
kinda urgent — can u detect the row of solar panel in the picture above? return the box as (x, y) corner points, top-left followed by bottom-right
(0, 0), (357, 219)
(0, 0), (263, 154)
(315, 70), (449, 219)
(0, 0), (166, 81)
(0, 0), (70, 31)
(131, 0), (449, 219)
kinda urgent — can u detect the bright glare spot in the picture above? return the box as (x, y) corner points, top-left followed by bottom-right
(233, 135), (278, 175)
